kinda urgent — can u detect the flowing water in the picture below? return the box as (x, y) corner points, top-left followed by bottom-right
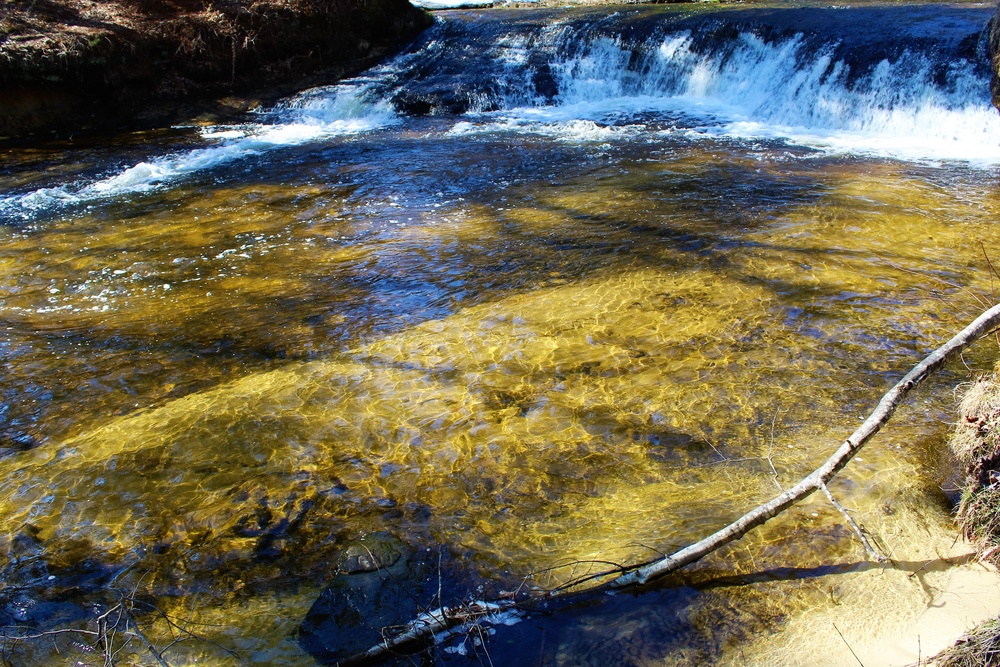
(2, 3), (1000, 665)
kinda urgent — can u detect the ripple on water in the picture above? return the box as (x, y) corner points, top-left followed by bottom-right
(1, 63), (1000, 665)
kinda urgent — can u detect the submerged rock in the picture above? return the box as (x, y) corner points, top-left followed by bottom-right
(0, 430), (39, 458)
(0, 531), (128, 635)
(298, 532), (430, 664)
(338, 532), (405, 574)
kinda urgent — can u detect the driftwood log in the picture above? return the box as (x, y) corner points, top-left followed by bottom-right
(341, 302), (1000, 666)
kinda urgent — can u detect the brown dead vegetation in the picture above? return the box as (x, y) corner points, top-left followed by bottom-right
(951, 365), (1000, 564)
(0, 0), (431, 140)
(933, 367), (1000, 666)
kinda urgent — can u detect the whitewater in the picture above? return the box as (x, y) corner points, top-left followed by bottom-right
(2, 3), (997, 223)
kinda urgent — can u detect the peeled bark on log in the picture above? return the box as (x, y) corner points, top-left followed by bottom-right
(342, 303), (1000, 665)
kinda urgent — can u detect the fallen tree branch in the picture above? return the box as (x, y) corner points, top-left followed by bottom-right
(342, 302), (1000, 664)
(820, 482), (888, 564)
(336, 601), (520, 666)
(603, 302), (1000, 589)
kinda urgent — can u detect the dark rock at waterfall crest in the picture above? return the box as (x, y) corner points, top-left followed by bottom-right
(991, 2), (1000, 112)
(0, 0), (432, 142)
(384, 4), (995, 119)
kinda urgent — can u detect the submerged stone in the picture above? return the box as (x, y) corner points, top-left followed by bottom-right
(338, 531), (405, 574)
(298, 532), (428, 663)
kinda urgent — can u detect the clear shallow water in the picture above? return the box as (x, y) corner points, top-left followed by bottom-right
(1, 3), (1000, 665)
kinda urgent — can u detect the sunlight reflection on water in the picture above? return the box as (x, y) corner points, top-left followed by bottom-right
(1, 25), (1000, 663)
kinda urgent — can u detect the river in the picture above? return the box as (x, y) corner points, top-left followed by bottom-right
(1, 2), (1000, 665)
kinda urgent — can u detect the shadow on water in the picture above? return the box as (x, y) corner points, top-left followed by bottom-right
(0, 127), (992, 550)
(0, 129), (848, 446)
(0, 4), (999, 664)
(298, 550), (979, 667)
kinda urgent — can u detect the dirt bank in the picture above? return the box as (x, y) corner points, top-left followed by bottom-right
(931, 363), (1000, 666)
(0, 0), (432, 141)
(952, 365), (1000, 565)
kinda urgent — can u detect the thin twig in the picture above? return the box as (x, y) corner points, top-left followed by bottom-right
(981, 241), (999, 347)
(472, 622), (496, 667)
(0, 627), (101, 641)
(627, 541), (668, 558)
(438, 545), (444, 609)
(980, 543), (1000, 561)
(820, 482), (888, 563)
(832, 622), (866, 667)
(135, 600), (240, 660)
(546, 559), (633, 594)
(767, 410), (783, 492)
(981, 241), (998, 307)
(119, 603), (170, 667)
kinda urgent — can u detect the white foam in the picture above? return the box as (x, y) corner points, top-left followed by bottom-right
(475, 28), (1000, 164)
(652, 33), (1000, 163)
(411, 0), (492, 7)
(448, 113), (641, 142)
(0, 83), (397, 220)
(200, 128), (246, 141)
(713, 105), (1000, 165)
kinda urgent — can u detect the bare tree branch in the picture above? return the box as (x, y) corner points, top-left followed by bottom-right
(340, 303), (1000, 664)
(604, 302), (1000, 589)
(820, 482), (887, 563)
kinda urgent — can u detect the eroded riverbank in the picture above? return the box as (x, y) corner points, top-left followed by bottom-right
(0, 0), (431, 141)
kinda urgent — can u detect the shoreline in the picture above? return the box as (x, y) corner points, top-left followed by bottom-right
(0, 0), (431, 143)
(2, 0), (997, 143)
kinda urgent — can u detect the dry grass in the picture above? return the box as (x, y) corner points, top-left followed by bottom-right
(952, 367), (1000, 562)
(952, 374), (1000, 474)
(935, 617), (1000, 667)
(934, 365), (1000, 666)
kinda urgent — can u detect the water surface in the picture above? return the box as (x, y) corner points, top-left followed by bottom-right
(1, 3), (999, 665)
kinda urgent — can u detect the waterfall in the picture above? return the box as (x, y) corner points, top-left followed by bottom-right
(2, 4), (997, 223)
(395, 6), (1000, 163)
